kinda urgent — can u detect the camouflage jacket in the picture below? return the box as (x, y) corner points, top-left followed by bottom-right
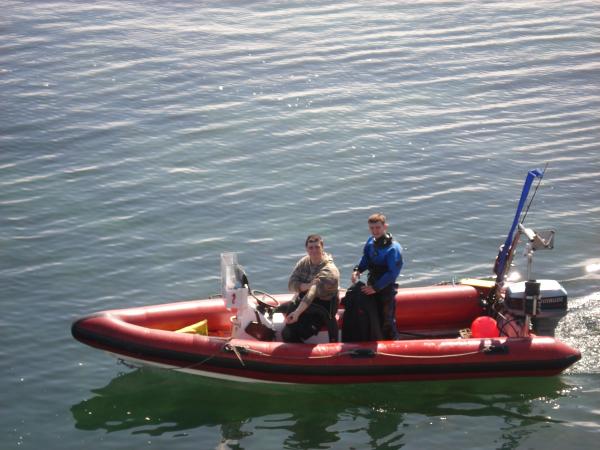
(288, 253), (340, 304)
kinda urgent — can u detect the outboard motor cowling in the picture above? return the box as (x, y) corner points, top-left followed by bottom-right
(504, 279), (568, 336)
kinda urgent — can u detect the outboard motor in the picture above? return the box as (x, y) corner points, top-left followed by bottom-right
(504, 279), (568, 336)
(501, 223), (567, 336)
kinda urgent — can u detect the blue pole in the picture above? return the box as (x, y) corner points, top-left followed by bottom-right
(494, 169), (544, 282)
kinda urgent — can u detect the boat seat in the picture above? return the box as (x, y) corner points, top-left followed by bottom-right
(271, 296), (340, 343)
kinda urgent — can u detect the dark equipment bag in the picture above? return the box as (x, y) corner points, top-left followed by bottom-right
(341, 282), (384, 342)
(245, 310), (276, 341)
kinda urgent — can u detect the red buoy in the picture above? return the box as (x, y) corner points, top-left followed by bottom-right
(471, 316), (499, 338)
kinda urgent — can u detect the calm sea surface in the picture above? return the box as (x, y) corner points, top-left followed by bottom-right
(2, 1), (599, 449)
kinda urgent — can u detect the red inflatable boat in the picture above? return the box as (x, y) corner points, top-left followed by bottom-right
(71, 280), (580, 384)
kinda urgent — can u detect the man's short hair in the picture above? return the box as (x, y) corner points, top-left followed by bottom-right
(305, 234), (324, 248)
(368, 213), (387, 225)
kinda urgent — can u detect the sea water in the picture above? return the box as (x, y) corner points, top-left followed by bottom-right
(1, 1), (599, 449)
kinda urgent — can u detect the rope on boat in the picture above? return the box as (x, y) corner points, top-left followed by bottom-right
(160, 338), (236, 372)
(124, 340), (494, 373)
(229, 342), (246, 366)
(222, 345), (490, 361)
(375, 349), (485, 359)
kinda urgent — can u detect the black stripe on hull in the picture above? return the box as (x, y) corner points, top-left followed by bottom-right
(72, 323), (580, 380)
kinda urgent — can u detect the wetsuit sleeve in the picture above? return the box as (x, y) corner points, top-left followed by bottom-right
(356, 241), (370, 273)
(373, 246), (403, 291)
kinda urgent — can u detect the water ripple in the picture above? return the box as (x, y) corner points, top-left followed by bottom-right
(2, 1), (600, 447)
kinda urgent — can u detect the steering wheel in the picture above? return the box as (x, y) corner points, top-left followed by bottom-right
(250, 289), (280, 310)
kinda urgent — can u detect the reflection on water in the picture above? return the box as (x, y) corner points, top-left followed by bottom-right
(71, 367), (576, 449)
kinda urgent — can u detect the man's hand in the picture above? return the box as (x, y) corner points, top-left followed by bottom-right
(361, 284), (376, 295)
(285, 310), (300, 324)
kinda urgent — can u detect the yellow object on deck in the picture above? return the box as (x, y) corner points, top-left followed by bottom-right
(459, 278), (496, 289)
(175, 319), (208, 335)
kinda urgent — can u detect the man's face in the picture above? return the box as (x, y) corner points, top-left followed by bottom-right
(368, 221), (387, 239)
(306, 241), (323, 259)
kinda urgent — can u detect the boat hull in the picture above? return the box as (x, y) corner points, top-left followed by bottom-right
(71, 285), (580, 384)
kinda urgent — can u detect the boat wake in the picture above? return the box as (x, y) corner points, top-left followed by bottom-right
(557, 291), (600, 374)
